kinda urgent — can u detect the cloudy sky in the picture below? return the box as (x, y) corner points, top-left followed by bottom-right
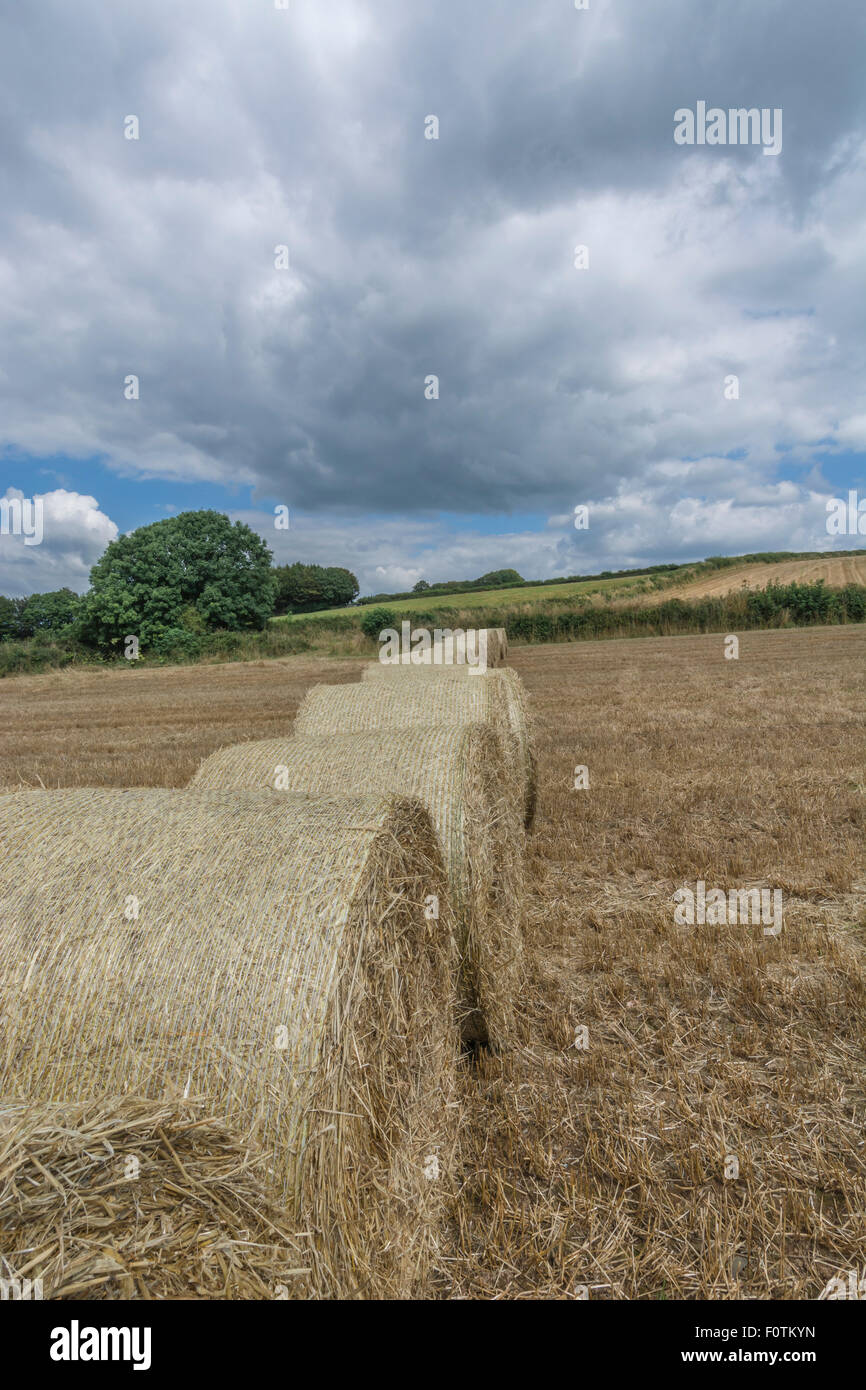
(1, 0), (864, 596)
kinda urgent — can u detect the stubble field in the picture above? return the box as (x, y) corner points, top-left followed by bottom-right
(2, 624), (863, 1298)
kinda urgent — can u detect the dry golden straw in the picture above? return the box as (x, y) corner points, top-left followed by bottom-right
(359, 665), (536, 826)
(484, 628), (508, 666)
(192, 724), (524, 1046)
(0, 1097), (311, 1300)
(0, 788), (457, 1299)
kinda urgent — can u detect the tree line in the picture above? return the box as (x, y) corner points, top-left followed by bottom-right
(0, 510), (359, 654)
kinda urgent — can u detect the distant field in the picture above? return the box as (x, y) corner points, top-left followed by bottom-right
(662, 554), (866, 600)
(274, 553), (866, 625)
(273, 571), (658, 623)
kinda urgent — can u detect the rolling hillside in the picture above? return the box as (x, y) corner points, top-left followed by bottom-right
(273, 552), (866, 625)
(273, 570), (653, 622)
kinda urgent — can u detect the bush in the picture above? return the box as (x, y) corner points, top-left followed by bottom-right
(360, 607), (397, 639)
(150, 628), (204, 660)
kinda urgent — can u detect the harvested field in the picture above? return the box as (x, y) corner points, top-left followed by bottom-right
(446, 625), (866, 1298)
(0, 623), (863, 1298)
(0, 788), (456, 1299)
(192, 724), (524, 1046)
(662, 553), (866, 600)
(0, 656), (360, 790)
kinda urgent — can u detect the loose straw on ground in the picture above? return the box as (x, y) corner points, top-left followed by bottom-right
(192, 724), (524, 1046)
(0, 788), (457, 1299)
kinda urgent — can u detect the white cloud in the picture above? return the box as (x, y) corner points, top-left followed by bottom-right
(0, 489), (117, 595)
(238, 478), (849, 598)
(0, 0), (864, 568)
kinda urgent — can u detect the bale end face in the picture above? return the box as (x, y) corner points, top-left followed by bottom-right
(0, 1098), (312, 1300)
(0, 787), (458, 1299)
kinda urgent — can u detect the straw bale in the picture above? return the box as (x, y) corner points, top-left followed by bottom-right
(358, 665), (536, 826)
(0, 1097), (311, 1300)
(424, 627), (506, 666)
(192, 725), (523, 1045)
(0, 788), (456, 1299)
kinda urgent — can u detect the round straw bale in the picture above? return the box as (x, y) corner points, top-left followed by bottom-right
(359, 666), (536, 827)
(294, 678), (530, 817)
(0, 788), (457, 1299)
(191, 725), (524, 1046)
(0, 1097), (311, 1300)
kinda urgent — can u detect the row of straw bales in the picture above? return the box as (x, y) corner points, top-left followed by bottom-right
(358, 663), (535, 825)
(0, 627), (530, 1299)
(192, 724), (522, 1044)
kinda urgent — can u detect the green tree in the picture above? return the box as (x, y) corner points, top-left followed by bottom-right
(273, 562), (359, 614)
(81, 510), (275, 651)
(476, 568), (524, 586)
(17, 588), (82, 636)
(412, 579), (431, 593)
(0, 596), (24, 641)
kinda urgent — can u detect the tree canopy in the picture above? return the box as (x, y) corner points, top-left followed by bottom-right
(273, 562), (359, 614)
(0, 588), (82, 640)
(81, 510), (275, 650)
(476, 568), (524, 586)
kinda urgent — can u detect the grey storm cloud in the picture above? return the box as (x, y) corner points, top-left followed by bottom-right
(0, 0), (864, 546)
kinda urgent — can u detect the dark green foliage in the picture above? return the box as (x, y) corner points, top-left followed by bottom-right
(476, 568), (524, 586)
(497, 579), (866, 643)
(80, 510), (275, 652)
(272, 563), (359, 615)
(0, 595), (22, 641)
(359, 606), (398, 639)
(0, 590), (82, 640)
(16, 588), (83, 636)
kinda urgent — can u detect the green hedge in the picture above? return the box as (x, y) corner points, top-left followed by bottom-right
(1, 580), (863, 677)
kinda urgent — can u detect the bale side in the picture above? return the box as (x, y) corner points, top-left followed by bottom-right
(0, 788), (456, 1299)
(358, 665), (536, 827)
(191, 724), (524, 1046)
